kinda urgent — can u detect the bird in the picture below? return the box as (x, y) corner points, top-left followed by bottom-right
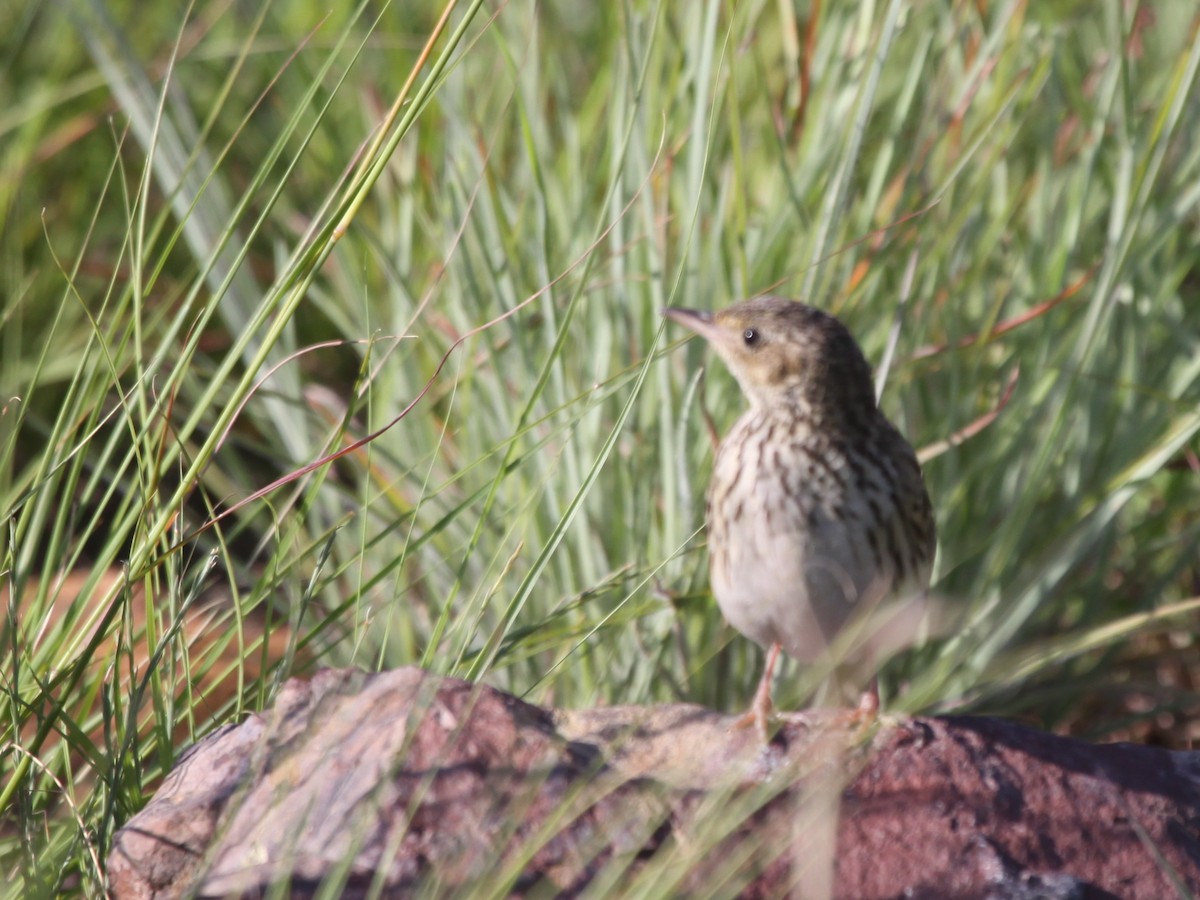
(663, 296), (936, 740)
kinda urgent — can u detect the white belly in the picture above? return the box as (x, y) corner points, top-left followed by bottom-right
(705, 412), (924, 664)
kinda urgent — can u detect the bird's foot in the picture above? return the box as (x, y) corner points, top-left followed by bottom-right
(853, 683), (880, 723)
(727, 642), (784, 743)
(775, 710), (815, 730)
(732, 683), (884, 747)
(812, 686), (884, 739)
(728, 689), (774, 744)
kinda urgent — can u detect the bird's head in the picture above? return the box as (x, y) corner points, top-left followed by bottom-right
(663, 296), (876, 412)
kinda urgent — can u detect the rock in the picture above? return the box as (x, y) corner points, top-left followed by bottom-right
(107, 668), (1200, 898)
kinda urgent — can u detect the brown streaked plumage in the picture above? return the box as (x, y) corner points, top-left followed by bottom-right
(664, 296), (935, 740)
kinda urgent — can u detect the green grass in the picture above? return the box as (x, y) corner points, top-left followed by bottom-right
(3, 0), (1200, 894)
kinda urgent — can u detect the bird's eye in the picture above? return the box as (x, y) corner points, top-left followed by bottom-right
(743, 328), (760, 346)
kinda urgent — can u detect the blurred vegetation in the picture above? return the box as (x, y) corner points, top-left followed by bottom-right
(2, 0), (1199, 894)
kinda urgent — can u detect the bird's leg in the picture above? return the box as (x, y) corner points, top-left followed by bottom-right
(749, 642), (782, 740)
(729, 642), (781, 742)
(821, 673), (881, 733)
(857, 674), (880, 720)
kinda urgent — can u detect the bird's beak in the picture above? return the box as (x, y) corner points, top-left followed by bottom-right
(662, 307), (725, 345)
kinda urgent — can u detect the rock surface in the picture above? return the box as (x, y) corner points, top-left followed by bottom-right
(108, 667), (1200, 898)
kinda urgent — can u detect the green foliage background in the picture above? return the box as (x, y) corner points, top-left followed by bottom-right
(2, 0), (1199, 894)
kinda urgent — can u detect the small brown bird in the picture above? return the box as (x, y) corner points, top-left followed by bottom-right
(664, 296), (936, 739)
